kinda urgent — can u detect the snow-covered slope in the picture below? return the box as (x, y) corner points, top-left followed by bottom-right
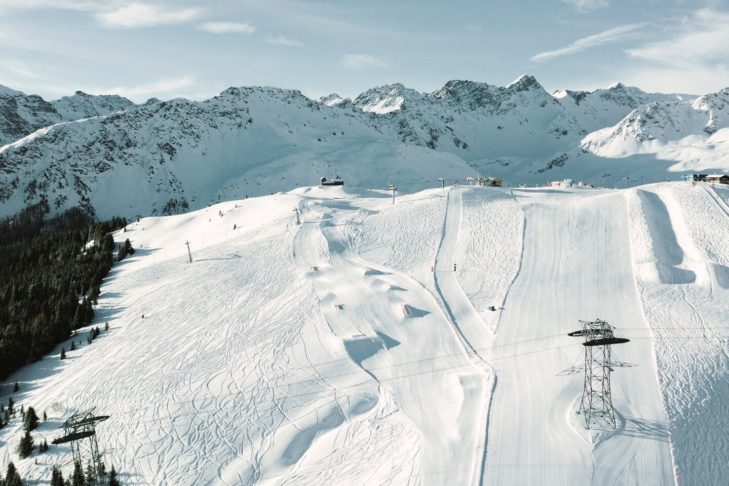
(0, 86), (136, 146)
(51, 91), (135, 121)
(349, 76), (583, 159)
(554, 82), (691, 132)
(0, 86), (475, 219)
(318, 93), (350, 108)
(353, 83), (425, 114)
(0, 84), (61, 146)
(1, 183), (727, 485)
(3, 77), (729, 220)
(582, 89), (729, 155)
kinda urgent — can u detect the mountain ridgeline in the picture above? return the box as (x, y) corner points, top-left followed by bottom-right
(1, 76), (728, 219)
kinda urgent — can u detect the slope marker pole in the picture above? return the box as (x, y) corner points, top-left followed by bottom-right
(185, 241), (193, 263)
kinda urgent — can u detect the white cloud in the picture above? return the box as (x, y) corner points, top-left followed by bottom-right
(626, 9), (729, 68)
(97, 3), (201, 28)
(622, 9), (729, 94)
(531, 23), (645, 62)
(341, 54), (386, 70)
(0, 0), (102, 11)
(97, 75), (197, 100)
(2, 64), (40, 79)
(562, 0), (609, 11)
(264, 34), (302, 47)
(199, 21), (256, 34)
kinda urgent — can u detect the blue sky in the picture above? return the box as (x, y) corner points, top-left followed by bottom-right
(1, 0), (728, 102)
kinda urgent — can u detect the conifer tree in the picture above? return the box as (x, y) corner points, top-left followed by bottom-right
(108, 465), (120, 486)
(13, 382), (19, 392)
(24, 406), (38, 432)
(7, 397), (14, 415)
(84, 461), (96, 485)
(125, 238), (134, 255)
(60, 347), (66, 360)
(50, 465), (65, 486)
(5, 461), (23, 486)
(43, 410), (47, 422)
(71, 461), (85, 486)
(18, 430), (33, 458)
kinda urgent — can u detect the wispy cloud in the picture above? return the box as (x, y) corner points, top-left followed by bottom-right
(199, 21), (256, 34)
(97, 3), (202, 28)
(531, 23), (645, 62)
(0, 0), (102, 12)
(341, 54), (386, 70)
(562, 0), (609, 11)
(622, 9), (729, 94)
(626, 9), (729, 68)
(2, 64), (40, 79)
(97, 75), (197, 100)
(264, 34), (302, 47)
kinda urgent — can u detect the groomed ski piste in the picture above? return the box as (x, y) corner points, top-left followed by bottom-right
(1, 182), (728, 485)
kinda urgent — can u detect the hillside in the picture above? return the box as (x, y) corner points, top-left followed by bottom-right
(0, 85), (135, 146)
(1, 77), (728, 220)
(0, 183), (727, 485)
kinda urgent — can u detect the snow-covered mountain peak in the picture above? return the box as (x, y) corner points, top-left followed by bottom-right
(0, 87), (60, 146)
(506, 74), (543, 92)
(0, 84), (24, 97)
(692, 87), (729, 111)
(215, 86), (315, 108)
(430, 79), (501, 106)
(580, 85), (729, 159)
(353, 83), (423, 114)
(51, 91), (135, 120)
(318, 93), (349, 107)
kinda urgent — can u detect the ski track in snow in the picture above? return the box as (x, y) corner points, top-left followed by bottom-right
(289, 193), (489, 485)
(1, 183), (729, 485)
(627, 184), (729, 486)
(483, 189), (674, 485)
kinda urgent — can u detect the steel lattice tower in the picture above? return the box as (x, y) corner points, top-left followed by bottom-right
(52, 409), (109, 483)
(568, 319), (629, 429)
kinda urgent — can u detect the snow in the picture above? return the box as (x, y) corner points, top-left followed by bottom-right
(1, 182), (728, 485)
(1, 78), (727, 219)
(482, 189), (673, 484)
(51, 91), (135, 121)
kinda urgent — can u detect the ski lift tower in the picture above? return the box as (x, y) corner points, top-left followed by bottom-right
(568, 319), (629, 428)
(388, 184), (397, 205)
(52, 409), (109, 479)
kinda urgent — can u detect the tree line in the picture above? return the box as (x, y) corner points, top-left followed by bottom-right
(0, 201), (129, 380)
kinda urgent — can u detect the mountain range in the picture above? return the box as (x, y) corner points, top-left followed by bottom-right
(1, 76), (728, 219)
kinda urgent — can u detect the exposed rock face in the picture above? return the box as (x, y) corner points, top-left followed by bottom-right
(0, 85), (135, 146)
(2, 77), (727, 220)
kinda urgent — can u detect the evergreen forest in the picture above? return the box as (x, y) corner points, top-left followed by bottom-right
(0, 201), (128, 380)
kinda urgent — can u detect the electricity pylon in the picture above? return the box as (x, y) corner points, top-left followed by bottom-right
(52, 409), (109, 482)
(568, 319), (630, 429)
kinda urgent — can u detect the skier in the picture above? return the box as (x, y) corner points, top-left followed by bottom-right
(453, 263), (457, 272)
